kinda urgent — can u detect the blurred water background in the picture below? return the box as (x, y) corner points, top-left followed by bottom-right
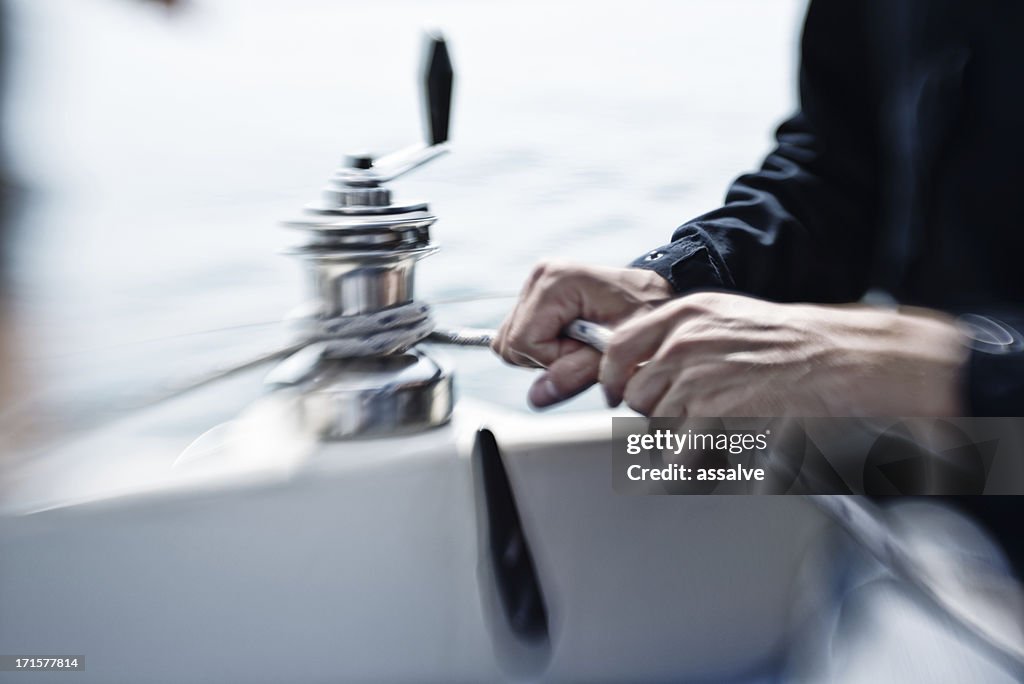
(2, 0), (803, 450)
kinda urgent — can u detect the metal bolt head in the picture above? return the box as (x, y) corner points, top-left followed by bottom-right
(344, 153), (375, 170)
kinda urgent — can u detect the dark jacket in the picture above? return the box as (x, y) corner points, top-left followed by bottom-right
(633, 0), (1024, 416)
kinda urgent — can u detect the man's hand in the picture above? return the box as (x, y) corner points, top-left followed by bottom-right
(492, 262), (674, 408)
(600, 291), (969, 417)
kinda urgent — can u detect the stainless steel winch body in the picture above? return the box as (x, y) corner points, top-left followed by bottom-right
(269, 33), (457, 441)
(275, 175), (454, 440)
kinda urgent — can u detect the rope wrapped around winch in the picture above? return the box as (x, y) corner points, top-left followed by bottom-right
(308, 302), (435, 357)
(303, 305), (606, 358)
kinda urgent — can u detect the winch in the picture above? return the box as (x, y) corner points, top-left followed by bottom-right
(270, 34), (456, 440)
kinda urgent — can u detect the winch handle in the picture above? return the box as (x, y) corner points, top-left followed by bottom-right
(350, 32), (455, 183)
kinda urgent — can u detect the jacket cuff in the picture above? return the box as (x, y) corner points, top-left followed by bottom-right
(628, 225), (732, 293)
(961, 314), (1024, 416)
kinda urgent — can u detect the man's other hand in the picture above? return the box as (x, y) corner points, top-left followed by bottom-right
(599, 291), (969, 417)
(492, 262), (674, 408)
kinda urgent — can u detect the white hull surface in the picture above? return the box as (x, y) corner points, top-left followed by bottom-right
(0, 398), (828, 683)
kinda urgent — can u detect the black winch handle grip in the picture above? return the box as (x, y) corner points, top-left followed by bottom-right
(422, 32), (453, 146)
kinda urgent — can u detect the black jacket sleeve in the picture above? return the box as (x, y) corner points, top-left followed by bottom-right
(633, 0), (879, 303)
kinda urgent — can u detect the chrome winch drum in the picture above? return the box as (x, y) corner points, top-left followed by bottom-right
(285, 200), (439, 321)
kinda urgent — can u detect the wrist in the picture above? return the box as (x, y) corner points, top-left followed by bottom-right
(898, 309), (970, 416)
(816, 306), (969, 416)
(632, 268), (675, 300)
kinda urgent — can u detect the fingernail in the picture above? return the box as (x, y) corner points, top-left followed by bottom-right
(528, 374), (562, 408)
(602, 386), (622, 408)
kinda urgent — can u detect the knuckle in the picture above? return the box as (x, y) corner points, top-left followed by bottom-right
(532, 258), (571, 280)
(530, 259), (552, 276)
(674, 292), (719, 316)
(624, 390), (651, 416)
(526, 260), (554, 287)
(604, 333), (632, 364)
(686, 291), (722, 306)
(680, 316), (720, 337)
(663, 332), (696, 357)
(608, 317), (647, 353)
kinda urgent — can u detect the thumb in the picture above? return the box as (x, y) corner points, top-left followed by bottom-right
(528, 346), (602, 409)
